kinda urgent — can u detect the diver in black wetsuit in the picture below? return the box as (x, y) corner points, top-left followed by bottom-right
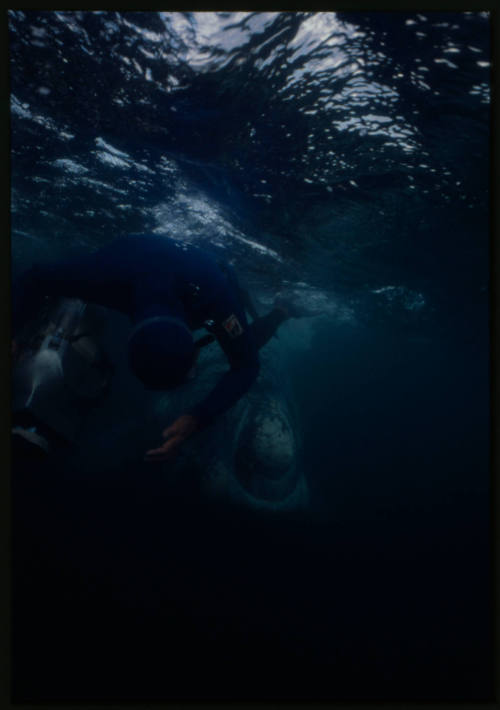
(12, 234), (302, 461)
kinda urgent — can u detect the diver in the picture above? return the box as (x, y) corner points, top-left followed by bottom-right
(12, 234), (311, 461)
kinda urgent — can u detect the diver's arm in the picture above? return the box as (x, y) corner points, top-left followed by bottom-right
(240, 287), (260, 322)
(143, 353), (259, 462)
(144, 287), (259, 461)
(186, 355), (260, 429)
(186, 305), (261, 429)
(144, 414), (199, 462)
(219, 260), (260, 322)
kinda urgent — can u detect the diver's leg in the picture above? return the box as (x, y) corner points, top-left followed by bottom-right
(14, 252), (104, 333)
(13, 241), (135, 334)
(12, 298), (114, 456)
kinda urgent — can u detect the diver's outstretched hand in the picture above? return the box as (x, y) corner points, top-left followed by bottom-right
(144, 414), (198, 462)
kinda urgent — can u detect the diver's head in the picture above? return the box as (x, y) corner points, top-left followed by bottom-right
(128, 316), (195, 390)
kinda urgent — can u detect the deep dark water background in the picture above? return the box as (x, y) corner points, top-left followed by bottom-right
(12, 319), (491, 701)
(9, 10), (491, 701)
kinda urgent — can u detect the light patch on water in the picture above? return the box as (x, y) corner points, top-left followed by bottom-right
(80, 177), (128, 195)
(287, 12), (353, 59)
(295, 285), (350, 319)
(363, 113), (391, 123)
(416, 80), (431, 91)
(157, 155), (181, 178)
(150, 187), (282, 262)
(331, 80), (399, 110)
(11, 96), (32, 119)
(53, 158), (89, 175)
(191, 12), (251, 53)
(11, 94), (76, 140)
(281, 49), (349, 92)
(434, 57), (458, 69)
(93, 147), (155, 175)
(121, 15), (163, 43)
(161, 12), (279, 70)
(254, 40), (287, 71)
(372, 285), (426, 311)
(255, 26), (289, 56)
(95, 151), (131, 169)
(333, 112), (417, 151)
(54, 11), (92, 47)
(469, 83), (490, 103)
(95, 137), (131, 160)
(231, 233), (282, 261)
(139, 46), (157, 61)
(264, 284), (354, 339)
(134, 162), (156, 175)
(30, 25), (47, 38)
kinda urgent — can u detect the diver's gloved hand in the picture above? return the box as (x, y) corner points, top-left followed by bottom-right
(144, 414), (198, 462)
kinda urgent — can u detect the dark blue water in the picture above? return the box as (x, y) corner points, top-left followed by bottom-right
(9, 10), (491, 701)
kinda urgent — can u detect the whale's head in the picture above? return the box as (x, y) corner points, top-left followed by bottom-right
(199, 395), (308, 513)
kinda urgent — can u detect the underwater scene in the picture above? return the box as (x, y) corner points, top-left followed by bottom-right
(9, 10), (491, 701)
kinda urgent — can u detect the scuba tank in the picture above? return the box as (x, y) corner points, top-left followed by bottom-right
(12, 298), (114, 447)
